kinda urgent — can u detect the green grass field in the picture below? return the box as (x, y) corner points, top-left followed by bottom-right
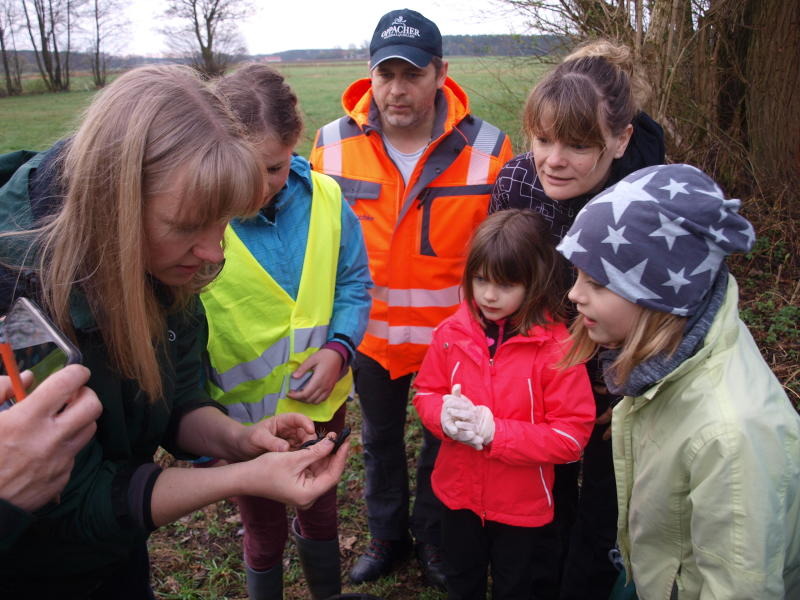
(0, 57), (547, 158)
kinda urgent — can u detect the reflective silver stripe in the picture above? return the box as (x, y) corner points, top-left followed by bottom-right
(371, 285), (461, 308)
(294, 325), (329, 352)
(210, 337), (290, 392)
(367, 319), (434, 345)
(226, 392), (282, 424)
(370, 286), (389, 303)
(467, 149), (491, 185)
(319, 120), (342, 145)
(366, 318), (387, 338)
(472, 120), (502, 154)
(211, 325), (330, 393)
(467, 120), (502, 185)
(320, 121), (342, 175)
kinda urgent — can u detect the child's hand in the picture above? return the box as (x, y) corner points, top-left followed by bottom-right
(286, 349), (343, 404)
(471, 405), (495, 449)
(441, 395), (474, 436)
(448, 396), (495, 451)
(441, 384), (477, 439)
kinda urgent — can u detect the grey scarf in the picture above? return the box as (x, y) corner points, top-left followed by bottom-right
(601, 266), (729, 398)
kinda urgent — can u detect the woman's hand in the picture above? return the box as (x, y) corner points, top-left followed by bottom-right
(176, 408), (316, 462)
(286, 349), (344, 405)
(151, 432), (350, 526)
(0, 366), (102, 511)
(240, 412), (317, 456)
(242, 434), (350, 509)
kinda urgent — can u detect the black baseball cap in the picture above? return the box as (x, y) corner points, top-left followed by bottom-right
(369, 9), (443, 70)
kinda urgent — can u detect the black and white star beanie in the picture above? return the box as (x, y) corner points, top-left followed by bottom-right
(556, 164), (755, 316)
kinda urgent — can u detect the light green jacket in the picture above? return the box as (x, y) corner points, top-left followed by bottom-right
(612, 276), (800, 600)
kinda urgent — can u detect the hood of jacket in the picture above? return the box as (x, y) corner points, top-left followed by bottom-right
(341, 76), (471, 137)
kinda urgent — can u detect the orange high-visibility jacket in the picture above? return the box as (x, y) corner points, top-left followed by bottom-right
(310, 77), (513, 378)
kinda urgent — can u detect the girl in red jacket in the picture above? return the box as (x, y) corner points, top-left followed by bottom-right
(413, 209), (595, 600)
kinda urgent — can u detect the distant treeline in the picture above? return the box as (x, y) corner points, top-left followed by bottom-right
(444, 34), (562, 57)
(270, 35), (563, 62)
(9, 34), (561, 75)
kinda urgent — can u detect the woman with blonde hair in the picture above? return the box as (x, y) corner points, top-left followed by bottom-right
(0, 64), (347, 598)
(489, 39), (665, 599)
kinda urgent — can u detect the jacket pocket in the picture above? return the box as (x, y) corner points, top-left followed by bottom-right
(328, 175), (381, 206)
(417, 184), (492, 257)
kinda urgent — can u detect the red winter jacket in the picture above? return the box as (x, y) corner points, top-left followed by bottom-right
(413, 303), (595, 527)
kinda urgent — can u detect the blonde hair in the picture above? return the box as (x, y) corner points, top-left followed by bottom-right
(562, 306), (686, 386)
(34, 65), (263, 401)
(524, 39), (648, 148)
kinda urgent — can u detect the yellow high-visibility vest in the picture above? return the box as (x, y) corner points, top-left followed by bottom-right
(201, 172), (352, 424)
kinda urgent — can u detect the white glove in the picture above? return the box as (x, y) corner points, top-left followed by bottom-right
(441, 384), (485, 450)
(441, 385), (476, 437)
(471, 405), (495, 448)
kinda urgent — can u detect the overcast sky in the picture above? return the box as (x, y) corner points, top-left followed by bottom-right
(123, 0), (522, 56)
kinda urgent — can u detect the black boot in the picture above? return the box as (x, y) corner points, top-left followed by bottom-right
(245, 562), (283, 600)
(292, 518), (342, 600)
(416, 542), (446, 591)
(348, 536), (412, 584)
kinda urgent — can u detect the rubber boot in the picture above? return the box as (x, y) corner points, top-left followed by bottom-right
(245, 562), (283, 600)
(292, 517), (342, 600)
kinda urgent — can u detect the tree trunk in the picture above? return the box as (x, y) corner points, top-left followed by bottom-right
(0, 28), (15, 95)
(745, 0), (800, 191)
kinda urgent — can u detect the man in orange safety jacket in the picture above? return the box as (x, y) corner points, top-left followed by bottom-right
(310, 8), (513, 589)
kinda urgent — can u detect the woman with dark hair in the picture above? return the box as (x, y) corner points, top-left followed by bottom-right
(490, 40), (666, 599)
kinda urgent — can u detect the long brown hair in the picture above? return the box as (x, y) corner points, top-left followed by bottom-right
(35, 65), (263, 401)
(463, 209), (565, 332)
(523, 39), (647, 148)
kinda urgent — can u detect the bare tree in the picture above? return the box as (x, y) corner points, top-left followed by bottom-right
(20, 0), (83, 92)
(493, 0), (800, 195)
(161, 0), (249, 77)
(85, 0), (126, 88)
(0, 0), (23, 96)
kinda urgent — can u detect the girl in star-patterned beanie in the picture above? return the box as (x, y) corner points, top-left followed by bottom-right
(558, 163), (800, 599)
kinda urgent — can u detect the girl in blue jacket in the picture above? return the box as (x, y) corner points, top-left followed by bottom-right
(202, 64), (372, 600)
(558, 163), (800, 600)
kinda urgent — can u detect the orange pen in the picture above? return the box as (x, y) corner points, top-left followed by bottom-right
(0, 341), (26, 402)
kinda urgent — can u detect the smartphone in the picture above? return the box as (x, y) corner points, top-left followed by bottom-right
(288, 369), (313, 392)
(0, 297), (82, 406)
